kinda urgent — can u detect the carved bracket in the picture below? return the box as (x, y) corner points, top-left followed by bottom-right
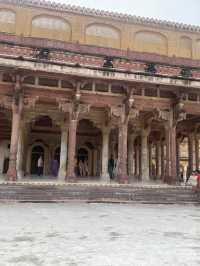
(152, 108), (170, 122)
(24, 96), (39, 109)
(173, 101), (186, 126)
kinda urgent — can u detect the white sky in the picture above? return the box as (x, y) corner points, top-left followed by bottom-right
(52, 0), (200, 26)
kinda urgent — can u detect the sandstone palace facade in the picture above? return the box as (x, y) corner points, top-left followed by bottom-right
(0, 0), (200, 183)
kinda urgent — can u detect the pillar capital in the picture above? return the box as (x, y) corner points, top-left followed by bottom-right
(141, 128), (150, 137)
(129, 132), (138, 140)
(101, 125), (111, 135)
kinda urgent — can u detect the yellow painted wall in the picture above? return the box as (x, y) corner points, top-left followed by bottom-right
(0, 3), (200, 59)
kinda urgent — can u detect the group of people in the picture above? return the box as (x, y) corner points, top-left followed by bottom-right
(36, 152), (118, 179)
(75, 159), (89, 177)
(185, 169), (200, 188)
(37, 155), (59, 177)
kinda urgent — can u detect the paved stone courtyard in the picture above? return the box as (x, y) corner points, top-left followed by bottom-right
(0, 203), (199, 266)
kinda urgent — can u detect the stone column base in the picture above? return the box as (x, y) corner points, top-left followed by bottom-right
(66, 175), (77, 183)
(7, 168), (17, 181)
(17, 170), (24, 180)
(101, 173), (110, 183)
(164, 175), (178, 185)
(117, 174), (129, 184)
(58, 169), (66, 182)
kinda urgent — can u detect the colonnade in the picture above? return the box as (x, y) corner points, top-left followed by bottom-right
(5, 105), (181, 184)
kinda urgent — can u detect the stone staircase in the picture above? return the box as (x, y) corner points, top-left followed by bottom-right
(0, 182), (199, 204)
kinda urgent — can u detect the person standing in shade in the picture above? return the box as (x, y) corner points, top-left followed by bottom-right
(79, 160), (85, 177)
(37, 155), (43, 176)
(84, 159), (89, 177)
(51, 158), (59, 177)
(108, 155), (115, 180)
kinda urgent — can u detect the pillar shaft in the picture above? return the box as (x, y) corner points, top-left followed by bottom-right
(188, 133), (194, 174)
(161, 142), (165, 179)
(165, 126), (177, 183)
(135, 140), (140, 177)
(117, 123), (128, 183)
(16, 121), (26, 179)
(149, 142), (152, 178)
(156, 141), (161, 178)
(195, 135), (199, 171)
(141, 130), (149, 181)
(176, 138), (180, 177)
(58, 123), (68, 181)
(101, 127), (110, 182)
(7, 104), (22, 181)
(67, 119), (78, 181)
(128, 134), (136, 177)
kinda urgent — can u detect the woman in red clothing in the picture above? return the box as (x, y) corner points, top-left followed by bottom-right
(196, 170), (200, 189)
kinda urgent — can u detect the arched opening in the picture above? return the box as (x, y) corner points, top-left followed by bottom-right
(26, 114), (61, 177)
(31, 145), (44, 175)
(76, 119), (102, 178)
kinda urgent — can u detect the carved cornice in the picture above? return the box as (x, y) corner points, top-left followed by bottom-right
(2, 0), (200, 34)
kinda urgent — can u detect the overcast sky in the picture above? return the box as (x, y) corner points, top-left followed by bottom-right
(52, 0), (200, 26)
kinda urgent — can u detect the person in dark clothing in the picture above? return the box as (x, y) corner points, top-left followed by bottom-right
(185, 166), (190, 184)
(108, 155), (115, 180)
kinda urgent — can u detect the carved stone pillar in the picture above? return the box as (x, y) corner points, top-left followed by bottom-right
(195, 135), (199, 171)
(117, 123), (128, 183)
(161, 141), (165, 179)
(101, 127), (110, 182)
(165, 125), (177, 183)
(176, 138), (181, 178)
(7, 97), (23, 181)
(141, 129), (149, 181)
(16, 120), (26, 179)
(149, 142), (152, 178)
(188, 133), (194, 175)
(66, 119), (78, 181)
(135, 139), (140, 177)
(156, 141), (161, 179)
(58, 121), (68, 181)
(128, 133), (136, 177)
